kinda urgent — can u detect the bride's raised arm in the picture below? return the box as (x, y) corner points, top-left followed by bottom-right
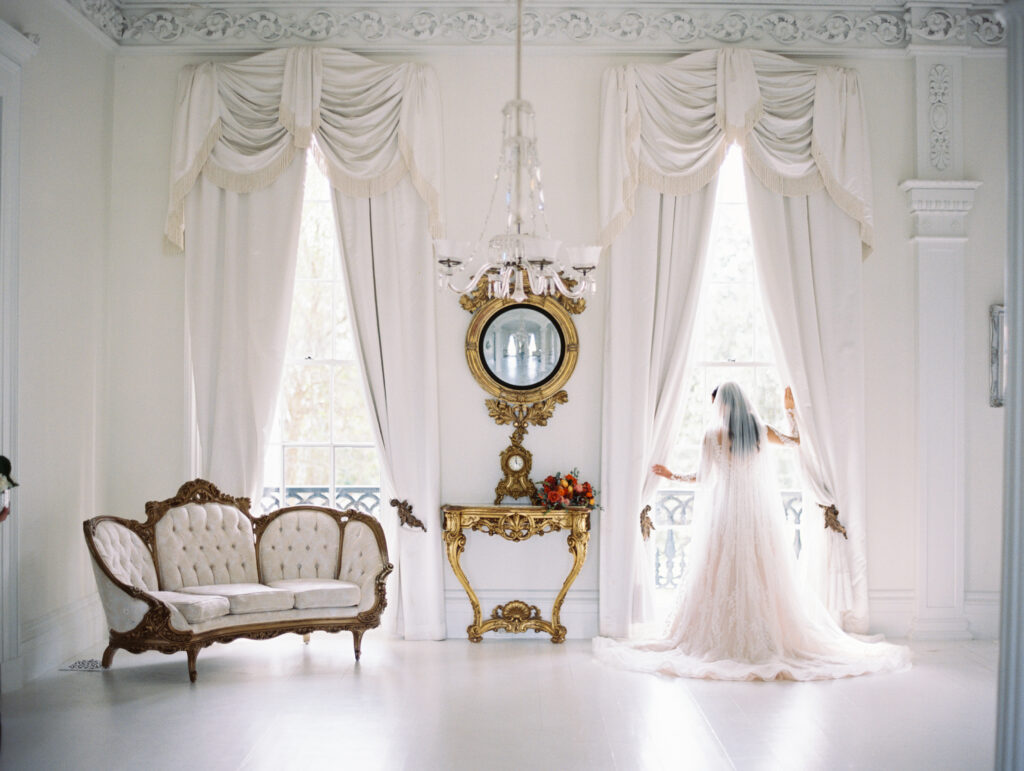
(766, 386), (800, 446)
(652, 464), (696, 483)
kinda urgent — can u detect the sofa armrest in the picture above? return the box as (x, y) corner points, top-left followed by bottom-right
(338, 513), (393, 614)
(84, 517), (191, 634)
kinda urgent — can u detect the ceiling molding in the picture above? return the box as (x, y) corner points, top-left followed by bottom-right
(63, 1), (1007, 55)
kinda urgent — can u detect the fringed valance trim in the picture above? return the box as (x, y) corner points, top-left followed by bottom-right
(312, 140), (409, 201)
(638, 142), (728, 199)
(810, 141), (874, 258)
(741, 141), (825, 199)
(398, 130), (445, 239)
(202, 144), (303, 196)
(165, 118), (223, 250)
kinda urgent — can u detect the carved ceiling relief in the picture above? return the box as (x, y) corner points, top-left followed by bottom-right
(65, 1), (1006, 51)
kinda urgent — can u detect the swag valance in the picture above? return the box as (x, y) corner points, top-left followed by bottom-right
(164, 46), (444, 249)
(599, 48), (873, 254)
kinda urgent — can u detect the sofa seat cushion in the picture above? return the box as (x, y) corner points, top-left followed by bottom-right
(151, 590), (231, 624)
(180, 583), (294, 614)
(265, 579), (360, 609)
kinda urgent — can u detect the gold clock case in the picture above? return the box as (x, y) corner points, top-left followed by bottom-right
(464, 294), (579, 404)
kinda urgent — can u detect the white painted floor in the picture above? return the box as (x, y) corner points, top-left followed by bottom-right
(0, 635), (997, 770)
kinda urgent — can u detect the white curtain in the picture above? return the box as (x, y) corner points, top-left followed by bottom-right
(599, 183), (718, 638)
(166, 46), (446, 639)
(599, 49), (874, 634)
(184, 160), (306, 500)
(332, 176), (446, 640)
(745, 180), (869, 631)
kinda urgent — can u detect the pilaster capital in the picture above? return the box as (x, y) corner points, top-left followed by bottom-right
(899, 179), (981, 239)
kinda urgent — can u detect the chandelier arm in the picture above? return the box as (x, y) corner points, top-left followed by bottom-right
(546, 271), (590, 299)
(442, 261), (500, 295)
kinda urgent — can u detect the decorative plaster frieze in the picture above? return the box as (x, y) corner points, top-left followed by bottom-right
(927, 64), (953, 172)
(900, 180), (980, 239)
(63, 1), (1007, 52)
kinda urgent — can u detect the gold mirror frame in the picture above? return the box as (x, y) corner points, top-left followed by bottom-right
(465, 295), (579, 404)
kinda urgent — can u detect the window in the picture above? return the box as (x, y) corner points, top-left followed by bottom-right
(261, 156), (381, 515)
(653, 146), (803, 592)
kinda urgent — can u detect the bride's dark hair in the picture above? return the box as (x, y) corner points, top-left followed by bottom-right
(712, 382), (762, 455)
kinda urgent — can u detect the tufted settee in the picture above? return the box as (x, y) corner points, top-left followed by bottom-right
(83, 479), (392, 682)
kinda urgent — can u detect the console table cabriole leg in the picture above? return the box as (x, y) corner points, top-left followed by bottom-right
(550, 521), (590, 644)
(443, 523), (483, 642)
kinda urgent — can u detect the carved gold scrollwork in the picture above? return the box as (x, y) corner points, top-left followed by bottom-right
(442, 505), (589, 644)
(819, 503), (849, 539)
(491, 600), (543, 632)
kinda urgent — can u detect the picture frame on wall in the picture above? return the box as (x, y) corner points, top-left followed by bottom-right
(990, 304), (1007, 407)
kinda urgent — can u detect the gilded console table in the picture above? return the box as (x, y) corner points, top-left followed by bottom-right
(442, 504), (591, 643)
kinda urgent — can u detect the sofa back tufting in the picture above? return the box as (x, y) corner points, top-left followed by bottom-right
(154, 501), (258, 590)
(258, 507), (341, 582)
(90, 520), (159, 591)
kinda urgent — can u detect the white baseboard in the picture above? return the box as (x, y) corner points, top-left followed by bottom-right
(868, 590), (915, 638)
(964, 590), (1000, 640)
(870, 588), (1001, 641)
(17, 592), (106, 686)
(445, 589), (598, 640)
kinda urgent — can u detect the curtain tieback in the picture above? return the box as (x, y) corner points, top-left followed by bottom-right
(639, 505), (655, 542)
(391, 498), (427, 532)
(818, 503), (848, 540)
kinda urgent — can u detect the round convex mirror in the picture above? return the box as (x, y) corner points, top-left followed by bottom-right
(465, 296), (578, 403)
(481, 306), (563, 389)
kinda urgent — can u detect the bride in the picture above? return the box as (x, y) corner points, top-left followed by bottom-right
(594, 382), (911, 681)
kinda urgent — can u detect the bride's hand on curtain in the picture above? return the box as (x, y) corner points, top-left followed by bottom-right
(652, 464), (696, 483)
(767, 387), (800, 446)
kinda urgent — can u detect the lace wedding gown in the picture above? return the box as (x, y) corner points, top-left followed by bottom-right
(594, 428), (911, 681)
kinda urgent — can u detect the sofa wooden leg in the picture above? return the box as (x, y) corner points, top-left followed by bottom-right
(186, 645), (199, 683)
(302, 633), (310, 645)
(101, 645), (117, 669)
(352, 630), (364, 662)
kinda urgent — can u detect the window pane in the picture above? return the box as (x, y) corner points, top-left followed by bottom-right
(704, 283), (755, 361)
(753, 296), (776, 363)
(296, 199), (336, 279)
(285, 446), (331, 487)
(282, 363), (330, 442)
(334, 447), (380, 487)
(332, 362), (374, 443)
(287, 280), (332, 360)
(707, 206), (754, 284)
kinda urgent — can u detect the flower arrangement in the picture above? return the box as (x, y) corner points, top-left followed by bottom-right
(539, 469), (597, 510)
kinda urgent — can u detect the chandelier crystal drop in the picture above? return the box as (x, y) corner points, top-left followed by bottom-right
(434, 0), (600, 302)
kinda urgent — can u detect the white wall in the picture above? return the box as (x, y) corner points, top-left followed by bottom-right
(0, 14), (1008, 672)
(0, 0), (113, 683)
(962, 56), (1007, 636)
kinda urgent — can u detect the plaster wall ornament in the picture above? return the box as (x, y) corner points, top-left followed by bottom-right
(928, 64), (953, 172)
(62, 1), (1006, 53)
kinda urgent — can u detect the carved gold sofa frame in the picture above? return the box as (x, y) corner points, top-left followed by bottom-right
(83, 479), (392, 682)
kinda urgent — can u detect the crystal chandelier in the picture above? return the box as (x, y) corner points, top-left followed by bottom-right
(434, 0), (601, 302)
